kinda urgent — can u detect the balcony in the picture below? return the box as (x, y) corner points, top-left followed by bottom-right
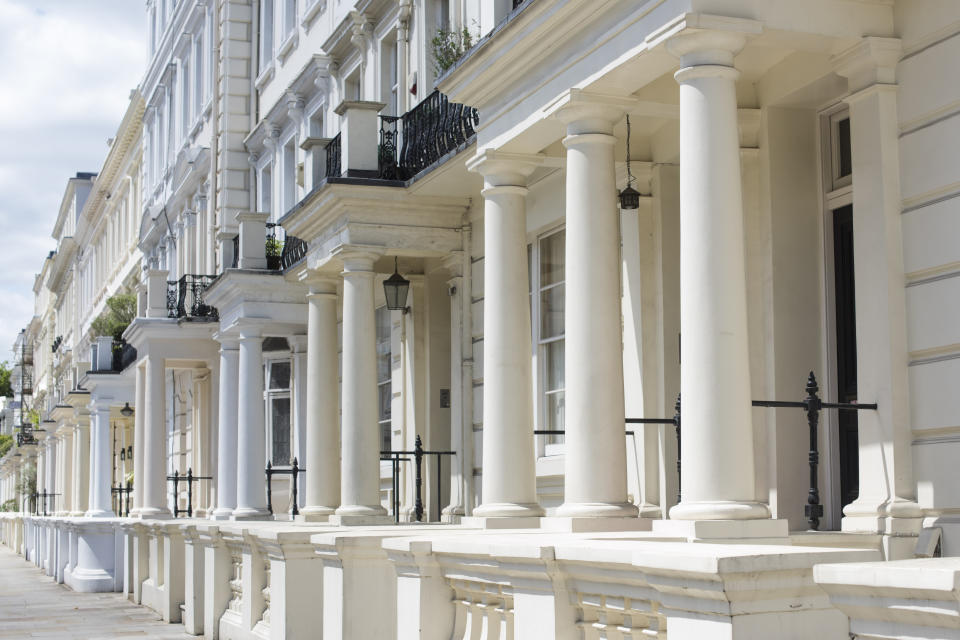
(377, 91), (479, 181)
(90, 337), (138, 374)
(166, 275), (219, 320)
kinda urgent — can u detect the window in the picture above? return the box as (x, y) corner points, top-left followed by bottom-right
(266, 358), (292, 465)
(193, 32), (203, 119)
(282, 138), (297, 217)
(344, 70), (360, 102)
(381, 35), (399, 115)
(259, 0), (275, 73)
(530, 228), (565, 447)
(309, 110), (324, 137)
(283, 0), (297, 38)
(376, 305), (392, 453)
(180, 60), (190, 142)
(829, 112), (852, 191)
(258, 162), (273, 216)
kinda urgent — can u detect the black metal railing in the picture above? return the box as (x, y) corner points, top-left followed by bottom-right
(325, 132), (341, 178)
(110, 341), (138, 372)
(378, 90), (480, 180)
(265, 458), (306, 517)
(380, 435), (455, 523)
(16, 429), (37, 447)
(750, 371), (876, 530)
(32, 490), (59, 516)
(167, 274), (219, 320)
(231, 234), (239, 269)
(265, 224), (308, 271)
(167, 469), (212, 518)
(112, 481), (133, 517)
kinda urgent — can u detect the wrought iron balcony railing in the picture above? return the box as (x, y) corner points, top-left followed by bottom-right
(111, 341), (138, 372)
(167, 274), (219, 320)
(325, 132), (341, 178)
(266, 223), (308, 271)
(378, 90), (479, 180)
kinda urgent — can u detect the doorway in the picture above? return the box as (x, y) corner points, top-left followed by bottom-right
(831, 204), (858, 510)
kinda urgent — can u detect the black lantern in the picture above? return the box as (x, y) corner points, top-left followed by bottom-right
(127, 445), (133, 459)
(383, 257), (410, 313)
(120, 448), (126, 461)
(120, 402), (134, 417)
(618, 114), (640, 210)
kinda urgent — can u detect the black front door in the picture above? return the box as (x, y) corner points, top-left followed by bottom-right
(833, 205), (859, 509)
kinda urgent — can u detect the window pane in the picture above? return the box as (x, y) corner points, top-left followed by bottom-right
(837, 117), (852, 178)
(271, 397), (291, 465)
(540, 230), (565, 287)
(545, 391), (564, 429)
(269, 361), (291, 389)
(378, 382), (392, 422)
(540, 283), (564, 339)
(543, 340), (564, 391)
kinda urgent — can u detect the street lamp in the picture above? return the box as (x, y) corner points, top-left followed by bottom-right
(383, 257), (411, 314)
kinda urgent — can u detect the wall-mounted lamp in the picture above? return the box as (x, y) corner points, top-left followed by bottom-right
(120, 402), (134, 417)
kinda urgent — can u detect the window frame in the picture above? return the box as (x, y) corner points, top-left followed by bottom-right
(264, 355), (293, 467)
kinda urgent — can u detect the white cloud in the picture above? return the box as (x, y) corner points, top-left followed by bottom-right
(0, 0), (145, 361)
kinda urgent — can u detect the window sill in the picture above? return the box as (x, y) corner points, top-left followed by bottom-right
(277, 31), (299, 65)
(301, 0), (325, 31)
(255, 62), (276, 91)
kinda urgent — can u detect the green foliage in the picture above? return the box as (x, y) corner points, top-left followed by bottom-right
(16, 462), (35, 499)
(0, 434), (12, 458)
(431, 26), (474, 76)
(25, 407), (40, 428)
(0, 499), (15, 512)
(265, 236), (283, 258)
(0, 361), (11, 398)
(90, 293), (137, 342)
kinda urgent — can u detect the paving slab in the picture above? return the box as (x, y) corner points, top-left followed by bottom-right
(0, 545), (191, 639)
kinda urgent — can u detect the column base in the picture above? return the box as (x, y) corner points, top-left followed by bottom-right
(555, 501), (640, 519)
(471, 502), (544, 519)
(653, 518), (789, 544)
(136, 507), (172, 520)
(327, 514), (395, 526)
(209, 507), (237, 521)
(541, 516), (653, 533)
(83, 509), (115, 519)
(297, 506), (335, 523)
(460, 516), (541, 529)
(230, 506), (272, 521)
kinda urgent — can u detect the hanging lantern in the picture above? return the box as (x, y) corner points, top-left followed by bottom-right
(383, 257), (411, 313)
(619, 114), (640, 210)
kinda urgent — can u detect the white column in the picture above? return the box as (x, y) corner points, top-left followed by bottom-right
(665, 29), (769, 522)
(60, 430), (72, 515)
(442, 256), (467, 521)
(552, 93), (639, 521)
(211, 337), (239, 520)
(832, 38), (922, 552)
(334, 251), (389, 521)
(233, 325), (269, 519)
(465, 150), (544, 522)
(72, 422), (90, 515)
(86, 404), (113, 517)
(131, 363), (145, 515)
(302, 279), (341, 520)
(289, 335), (308, 511)
(141, 355), (170, 518)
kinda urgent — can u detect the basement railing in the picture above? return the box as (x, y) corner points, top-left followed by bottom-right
(381, 435), (456, 523)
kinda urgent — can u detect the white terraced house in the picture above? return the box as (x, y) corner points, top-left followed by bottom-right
(2, 0), (960, 638)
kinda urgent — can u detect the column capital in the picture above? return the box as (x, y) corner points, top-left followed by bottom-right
(288, 334), (308, 353)
(441, 252), (464, 278)
(467, 149), (544, 187)
(831, 37), (902, 94)
(301, 272), (339, 295)
(648, 13), (761, 67)
(545, 89), (636, 134)
(333, 245), (383, 272)
(213, 331), (240, 350)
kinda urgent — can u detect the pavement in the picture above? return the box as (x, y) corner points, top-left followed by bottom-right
(0, 545), (192, 639)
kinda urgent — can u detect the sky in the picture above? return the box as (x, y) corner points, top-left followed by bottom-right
(0, 0), (145, 362)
